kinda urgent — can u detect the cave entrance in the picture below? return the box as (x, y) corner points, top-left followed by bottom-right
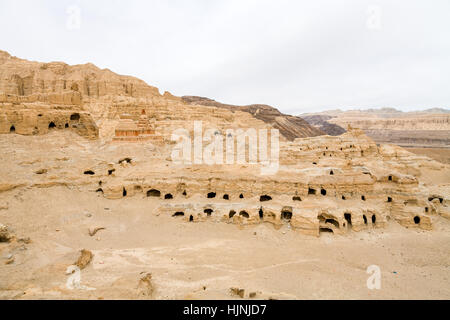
(118, 158), (132, 164)
(207, 192), (216, 199)
(319, 227), (333, 234)
(84, 170), (95, 175)
(361, 195), (366, 201)
(281, 210), (292, 222)
(292, 196), (301, 201)
(10, 125), (15, 133)
(372, 214), (376, 225)
(147, 189), (161, 197)
(122, 187), (127, 197)
(363, 215), (368, 225)
(223, 194), (229, 200)
(164, 193), (173, 199)
(387, 197), (392, 203)
(239, 211), (249, 218)
(173, 212), (184, 217)
(260, 195), (272, 202)
(229, 210), (236, 218)
(428, 196), (444, 204)
(70, 113), (80, 121)
(259, 208), (264, 220)
(48, 122), (56, 129)
(318, 213), (339, 229)
(414, 216), (420, 224)
(189, 215), (194, 222)
(204, 209), (213, 217)
(308, 188), (316, 195)
(239, 194), (244, 199)
(344, 213), (352, 229)
(325, 219), (339, 228)
(321, 189), (327, 196)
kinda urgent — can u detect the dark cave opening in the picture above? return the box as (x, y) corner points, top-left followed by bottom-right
(281, 210), (292, 222)
(147, 189), (161, 197)
(239, 211), (249, 218)
(344, 213), (352, 227)
(260, 195), (272, 202)
(173, 212), (184, 217)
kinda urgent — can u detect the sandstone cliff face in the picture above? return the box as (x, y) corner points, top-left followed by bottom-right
(182, 96), (324, 140)
(0, 50), (324, 142)
(0, 50), (448, 235)
(1, 127), (447, 236)
(0, 50), (160, 99)
(300, 114), (346, 136)
(300, 108), (450, 148)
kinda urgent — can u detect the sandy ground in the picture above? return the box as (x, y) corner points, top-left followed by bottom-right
(1, 187), (449, 300)
(406, 147), (450, 165)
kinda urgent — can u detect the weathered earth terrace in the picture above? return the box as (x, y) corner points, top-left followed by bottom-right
(1, 50), (449, 299)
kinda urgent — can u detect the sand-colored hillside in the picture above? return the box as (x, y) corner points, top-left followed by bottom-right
(0, 52), (449, 300)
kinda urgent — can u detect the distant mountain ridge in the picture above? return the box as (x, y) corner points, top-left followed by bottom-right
(182, 96), (324, 140)
(300, 108), (450, 148)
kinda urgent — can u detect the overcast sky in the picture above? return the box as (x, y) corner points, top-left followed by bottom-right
(0, 0), (449, 114)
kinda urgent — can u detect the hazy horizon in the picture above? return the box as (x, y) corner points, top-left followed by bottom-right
(1, 0), (449, 114)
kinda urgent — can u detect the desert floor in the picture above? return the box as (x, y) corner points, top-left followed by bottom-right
(1, 187), (449, 300)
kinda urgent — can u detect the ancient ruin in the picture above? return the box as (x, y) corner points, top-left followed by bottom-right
(112, 110), (162, 143)
(0, 50), (449, 300)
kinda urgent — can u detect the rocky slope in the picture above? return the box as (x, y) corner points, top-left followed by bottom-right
(0, 50), (323, 142)
(300, 114), (346, 136)
(182, 96), (324, 140)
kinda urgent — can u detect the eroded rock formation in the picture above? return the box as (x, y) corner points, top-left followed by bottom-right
(182, 96), (324, 140)
(301, 108), (450, 148)
(0, 50), (448, 240)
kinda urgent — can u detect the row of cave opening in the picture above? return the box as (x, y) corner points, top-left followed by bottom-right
(95, 186), (414, 208)
(96, 186), (390, 204)
(9, 123), (62, 133)
(172, 208), (294, 222)
(8, 113), (81, 133)
(171, 209), (422, 231)
(206, 190), (375, 202)
(96, 187), (175, 199)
